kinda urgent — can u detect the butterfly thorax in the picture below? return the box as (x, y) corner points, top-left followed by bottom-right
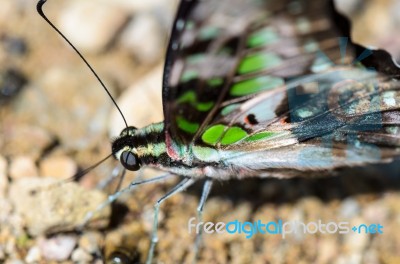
(112, 121), (262, 179)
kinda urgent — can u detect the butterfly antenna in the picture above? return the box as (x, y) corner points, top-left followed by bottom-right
(32, 153), (115, 194)
(36, 0), (128, 128)
(65, 153), (115, 183)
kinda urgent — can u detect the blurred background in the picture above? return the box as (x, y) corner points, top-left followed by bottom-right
(1, 0), (400, 263)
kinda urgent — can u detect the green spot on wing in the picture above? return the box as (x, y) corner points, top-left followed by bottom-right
(247, 28), (279, 48)
(230, 76), (284, 96)
(218, 47), (233, 56)
(176, 116), (199, 134)
(221, 127), (247, 145)
(177, 91), (214, 112)
(197, 102), (214, 111)
(202, 125), (248, 145)
(177, 90), (196, 103)
(202, 125), (225, 145)
(207, 78), (224, 87)
(199, 26), (220, 40)
(238, 52), (282, 74)
(181, 70), (198, 83)
(187, 54), (206, 63)
(245, 131), (278, 142)
(192, 146), (220, 162)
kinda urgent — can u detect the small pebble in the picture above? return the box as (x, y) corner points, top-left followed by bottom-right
(71, 247), (93, 263)
(79, 231), (103, 254)
(24, 246), (41, 263)
(9, 156), (38, 180)
(4, 231), (16, 256)
(9, 178), (110, 236)
(39, 155), (77, 180)
(39, 235), (77, 261)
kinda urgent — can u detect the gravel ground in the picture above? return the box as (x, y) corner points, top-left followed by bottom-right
(1, 0), (400, 263)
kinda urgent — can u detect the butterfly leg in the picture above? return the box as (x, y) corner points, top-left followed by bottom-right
(96, 165), (123, 190)
(79, 173), (175, 229)
(113, 168), (127, 193)
(146, 177), (196, 264)
(193, 179), (213, 263)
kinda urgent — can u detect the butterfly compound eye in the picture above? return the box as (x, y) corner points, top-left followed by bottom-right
(120, 151), (141, 171)
(120, 126), (137, 136)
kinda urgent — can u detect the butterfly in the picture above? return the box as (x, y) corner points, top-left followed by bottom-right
(37, 0), (400, 263)
(107, 0), (400, 262)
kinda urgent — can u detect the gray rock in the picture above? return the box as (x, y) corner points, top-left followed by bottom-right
(9, 177), (110, 236)
(71, 247), (93, 263)
(9, 156), (38, 180)
(24, 246), (41, 263)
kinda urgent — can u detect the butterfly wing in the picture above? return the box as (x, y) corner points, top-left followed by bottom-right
(217, 68), (400, 176)
(162, 0), (400, 172)
(163, 0), (280, 158)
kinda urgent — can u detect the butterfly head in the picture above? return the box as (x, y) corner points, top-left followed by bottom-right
(112, 126), (142, 171)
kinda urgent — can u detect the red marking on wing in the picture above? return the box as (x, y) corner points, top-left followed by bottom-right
(244, 116), (250, 125)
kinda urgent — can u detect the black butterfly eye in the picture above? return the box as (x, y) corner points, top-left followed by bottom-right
(120, 126), (137, 136)
(120, 151), (141, 171)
